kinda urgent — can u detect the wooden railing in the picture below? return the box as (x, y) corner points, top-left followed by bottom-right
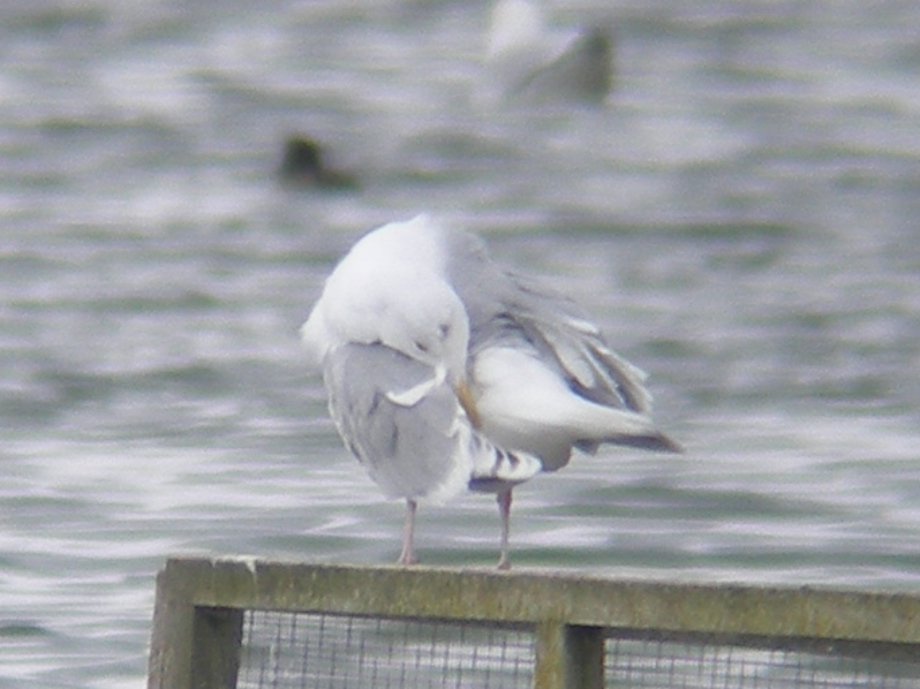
(147, 555), (920, 689)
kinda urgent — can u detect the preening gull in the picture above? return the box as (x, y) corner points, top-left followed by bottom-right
(482, 0), (614, 104)
(301, 215), (680, 568)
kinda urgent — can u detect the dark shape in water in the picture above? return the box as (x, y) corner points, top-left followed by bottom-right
(278, 135), (357, 190)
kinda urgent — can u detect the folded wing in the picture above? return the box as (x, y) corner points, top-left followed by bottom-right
(323, 343), (542, 504)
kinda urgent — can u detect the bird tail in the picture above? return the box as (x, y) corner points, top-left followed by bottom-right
(464, 428), (543, 494)
(599, 429), (683, 453)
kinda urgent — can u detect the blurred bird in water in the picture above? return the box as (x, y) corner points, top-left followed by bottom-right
(481, 0), (614, 105)
(278, 135), (357, 190)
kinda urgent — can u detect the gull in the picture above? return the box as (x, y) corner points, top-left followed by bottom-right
(301, 215), (680, 568)
(481, 0), (614, 105)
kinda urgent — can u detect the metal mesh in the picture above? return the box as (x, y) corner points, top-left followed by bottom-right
(236, 611), (920, 689)
(605, 636), (920, 689)
(237, 610), (534, 689)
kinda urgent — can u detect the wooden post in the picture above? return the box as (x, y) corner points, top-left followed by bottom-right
(148, 562), (195, 689)
(534, 622), (604, 689)
(147, 561), (244, 689)
(192, 607), (244, 689)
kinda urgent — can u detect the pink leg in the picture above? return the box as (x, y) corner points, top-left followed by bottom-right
(397, 499), (419, 565)
(496, 489), (513, 570)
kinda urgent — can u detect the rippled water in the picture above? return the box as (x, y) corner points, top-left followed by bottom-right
(2, 1), (920, 687)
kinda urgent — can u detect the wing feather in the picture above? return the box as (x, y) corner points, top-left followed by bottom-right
(508, 274), (654, 414)
(323, 342), (541, 503)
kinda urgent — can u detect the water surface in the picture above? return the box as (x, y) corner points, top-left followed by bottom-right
(2, 1), (920, 686)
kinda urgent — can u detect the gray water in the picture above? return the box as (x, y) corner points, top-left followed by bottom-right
(2, 0), (920, 686)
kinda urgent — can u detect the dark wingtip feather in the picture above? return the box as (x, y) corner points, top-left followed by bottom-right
(656, 432), (685, 454)
(612, 431), (685, 454)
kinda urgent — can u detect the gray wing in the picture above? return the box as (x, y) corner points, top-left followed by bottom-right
(505, 272), (653, 414)
(323, 342), (462, 501)
(518, 27), (613, 103)
(442, 226), (653, 415)
(323, 341), (544, 500)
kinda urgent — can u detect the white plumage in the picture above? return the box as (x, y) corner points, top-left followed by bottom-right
(481, 0), (614, 105)
(302, 214), (679, 567)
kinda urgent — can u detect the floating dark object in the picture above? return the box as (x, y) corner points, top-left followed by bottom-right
(278, 135), (357, 190)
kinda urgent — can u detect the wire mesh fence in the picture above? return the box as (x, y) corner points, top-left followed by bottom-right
(237, 610), (534, 689)
(605, 635), (920, 689)
(234, 610), (920, 689)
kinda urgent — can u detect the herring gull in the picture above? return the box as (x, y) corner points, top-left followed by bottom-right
(301, 214), (680, 568)
(482, 0), (614, 105)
